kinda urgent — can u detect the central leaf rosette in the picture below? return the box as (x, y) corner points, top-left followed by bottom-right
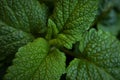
(46, 0), (99, 49)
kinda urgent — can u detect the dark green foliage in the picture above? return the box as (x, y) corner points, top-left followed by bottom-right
(0, 0), (120, 80)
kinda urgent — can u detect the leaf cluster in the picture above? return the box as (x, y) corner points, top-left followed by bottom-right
(0, 0), (120, 80)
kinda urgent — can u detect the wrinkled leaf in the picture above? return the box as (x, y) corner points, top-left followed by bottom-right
(0, 21), (34, 62)
(0, 0), (48, 65)
(67, 59), (115, 80)
(0, 0), (48, 78)
(66, 29), (120, 80)
(5, 38), (66, 80)
(0, 0), (48, 34)
(48, 0), (98, 49)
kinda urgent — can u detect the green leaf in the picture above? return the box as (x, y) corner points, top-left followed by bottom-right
(46, 19), (59, 40)
(66, 58), (115, 80)
(0, 21), (34, 62)
(0, 0), (48, 34)
(5, 38), (66, 80)
(0, 0), (48, 64)
(66, 29), (120, 80)
(48, 0), (99, 49)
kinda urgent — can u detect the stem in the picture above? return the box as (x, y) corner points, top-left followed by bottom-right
(60, 48), (80, 58)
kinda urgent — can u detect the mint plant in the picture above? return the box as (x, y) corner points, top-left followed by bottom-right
(0, 0), (120, 80)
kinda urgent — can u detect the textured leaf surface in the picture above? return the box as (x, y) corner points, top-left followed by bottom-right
(66, 29), (120, 80)
(67, 59), (115, 80)
(5, 38), (66, 80)
(0, 0), (48, 33)
(0, 21), (34, 62)
(48, 0), (99, 49)
(0, 0), (48, 64)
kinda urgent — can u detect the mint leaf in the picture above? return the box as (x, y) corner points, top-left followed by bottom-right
(5, 38), (66, 80)
(0, 0), (48, 64)
(0, 21), (34, 62)
(0, 0), (48, 34)
(66, 29), (120, 80)
(66, 58), (115, 80)
(48, 0), (98, 49)
(46, 19), (59, 40)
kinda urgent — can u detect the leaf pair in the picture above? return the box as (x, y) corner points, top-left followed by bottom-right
(5, 38), (66, 80)
(0, 0), (48, 63)
(47, 0), (98, 49)
(67, 29), (120, 80)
